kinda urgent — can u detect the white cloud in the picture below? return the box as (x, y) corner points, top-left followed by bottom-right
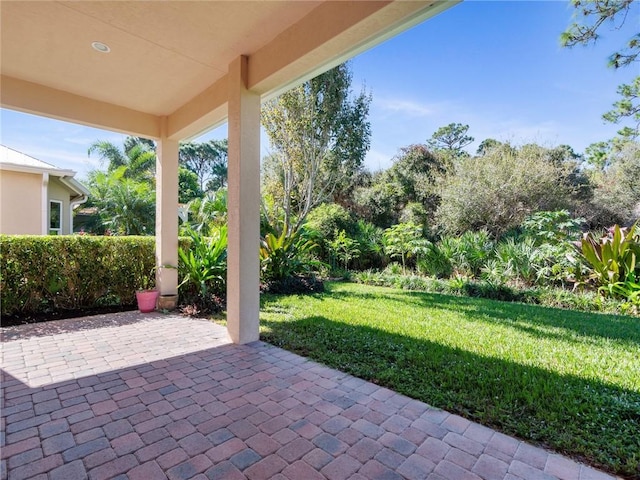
(375, 98), (440, 118)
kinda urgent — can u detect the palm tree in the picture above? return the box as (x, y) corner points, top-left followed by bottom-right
(87, 167), (155, 235)
(183, 189), (227, 236)
(88, 137), (156, 180)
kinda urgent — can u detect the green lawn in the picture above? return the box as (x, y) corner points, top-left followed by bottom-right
(259, 282), (640, 478)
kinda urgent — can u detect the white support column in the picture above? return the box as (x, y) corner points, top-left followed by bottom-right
(156, 120), (179, 295)
(227, 56), (260, 344)
(41, 172), (49, 235)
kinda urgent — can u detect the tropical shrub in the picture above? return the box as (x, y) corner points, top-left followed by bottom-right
(352, 220), (385, 270)
(85, 167), (156, 235)
(382, 222), (430, 273)
(303, 203), (357, 267)
(183, 188), (227, 236)
(305, 203), (356, 239)
(483, 237), (537, 287)
(178, 226), (227, 310)
(577, 224), (640, 311)
(515, 210), (585, 286)
(259, 228), (320, 283)
(383, 262), (404, 275)
(521, 210), (584, 244)
(329, 230), (361, 270)
(438, 230), (494, 278)
(416, 243), (453, 278)
(578, 224), (640, 287)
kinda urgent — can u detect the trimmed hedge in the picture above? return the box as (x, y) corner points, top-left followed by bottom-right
(1, 235), (177, 317)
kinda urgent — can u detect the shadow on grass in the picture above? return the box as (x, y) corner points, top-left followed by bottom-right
(313, 283), (640, 348)
(260, 298), (640, 478)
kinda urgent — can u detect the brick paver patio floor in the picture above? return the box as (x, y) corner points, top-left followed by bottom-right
(1, 312), (619, 480)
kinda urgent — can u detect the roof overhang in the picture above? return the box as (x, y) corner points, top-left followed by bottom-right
(0, 162), (90, 197)
(59, 176), (91, 199)
(1, 0), (458, 141)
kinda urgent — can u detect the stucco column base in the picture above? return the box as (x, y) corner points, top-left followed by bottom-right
(226, 56), (260, 344)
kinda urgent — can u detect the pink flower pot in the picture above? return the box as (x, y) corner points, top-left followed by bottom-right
(136, 290), (159, 313)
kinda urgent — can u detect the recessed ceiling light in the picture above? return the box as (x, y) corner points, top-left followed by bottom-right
(91, 41), (110, 53)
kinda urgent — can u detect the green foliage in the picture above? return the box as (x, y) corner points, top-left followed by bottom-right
(426, 123), (474, 160)
(579, 223), (640, 290)
(183, 189), (227, 236)
(353, 144), (447, 228)
(438, 230), (495, 277)
(416, 243), (453, 279)
(304, 203), (363, 269)
(352, 220), (385, 270)
(261, 62), (371, 233)
(587, 140), (640, 227)
(521, 210), (584, 244)
(178, 226), (227, 309)
(382, 222), (430, 273)
(89, 137), (156, 180)
(483, 237), (537, 287)
(352, 173), (404, 228)
(86, 167), (155, 235)
(179, 139), (228, 192)
(304, 203), (355, 239)
(178, 166), (203, 203)
(329, 230), (361, 270)
(436, 144), (576, 237)
(584, 141), (611, 170)
(259, 229), (319, 282)
(517, 210), (586, 287)
(603, 76), (640, 139)
(1, 235), (156, 316)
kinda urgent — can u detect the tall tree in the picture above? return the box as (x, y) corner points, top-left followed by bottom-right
(561, 0), (639, 138)
(261, 62), (371, 234)
(426, 123), (474, 159)
(352, 144), (447, 229)
(476, 138), (509, 156)
(179, 140), (228, 192)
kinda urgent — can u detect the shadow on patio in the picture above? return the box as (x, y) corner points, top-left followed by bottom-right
(0, 312), (618, 480)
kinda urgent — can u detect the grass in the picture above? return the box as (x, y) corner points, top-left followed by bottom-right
(259, 282), (640, 478)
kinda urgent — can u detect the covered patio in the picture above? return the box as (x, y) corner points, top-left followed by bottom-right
(0, 313), (616, 480)
(0, 2), (622, 479)
(2, 0), (456, 344)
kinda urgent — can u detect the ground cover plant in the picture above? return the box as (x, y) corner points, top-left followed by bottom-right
(260, 282), (640, 478)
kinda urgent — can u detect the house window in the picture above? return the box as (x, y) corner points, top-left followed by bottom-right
(49, 201), (62, 235)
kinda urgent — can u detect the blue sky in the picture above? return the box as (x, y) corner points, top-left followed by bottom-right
(1, 1), (637, 178)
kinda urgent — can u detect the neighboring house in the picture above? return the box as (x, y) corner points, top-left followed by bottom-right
(0, 145), (89, 235)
